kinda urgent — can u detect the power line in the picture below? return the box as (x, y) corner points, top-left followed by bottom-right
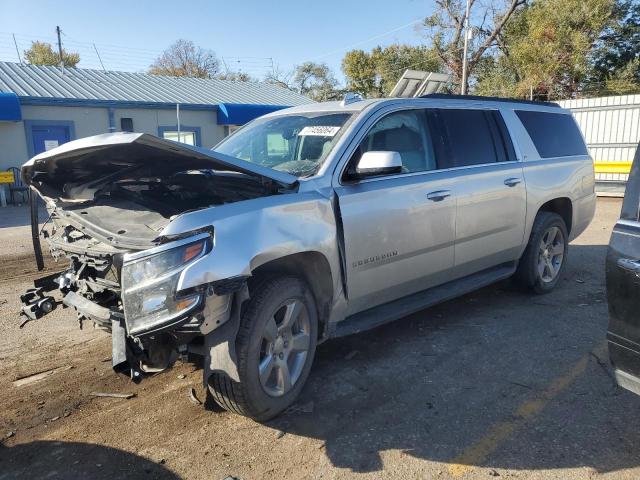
(307, 17), (425, 62)
(0, 31), (279, 77)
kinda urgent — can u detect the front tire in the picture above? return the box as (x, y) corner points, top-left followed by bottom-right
(514, 212), (568, 294)
(208, 276), (318, 421)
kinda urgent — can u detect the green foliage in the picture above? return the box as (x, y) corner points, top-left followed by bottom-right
(218, 71), (254, 82)
(590, 0), (640, 86)
(342, 49), (380, 98)
(24, 41), (80, 67)
(423, 0), (527, 93)
(474, 0), (627, 99)
(149, 39), (219, 78)
(342, 44), (442, 98)
(603, 58), (640, 94)
(292, 62), (340, 101)
(473, 56), (520, 97)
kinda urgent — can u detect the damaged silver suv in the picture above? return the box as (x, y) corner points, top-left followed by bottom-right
(21, 94), (596, 420)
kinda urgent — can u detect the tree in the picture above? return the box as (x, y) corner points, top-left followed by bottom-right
(217, 71), (254, 82)
(501, 0), (614, 99)
(342, 44), (442, 98)
(589, 0), (640, 90)
(24, 41), (80, 67)
(423, 0), (527, 93)
(149, 39), (219, 78)
(264, 65), (293, 90)
(474, 55), (520, 97)
(342, 49), (380, 97)
(603, 57), (640, 94)
(291, 62), (340, 101)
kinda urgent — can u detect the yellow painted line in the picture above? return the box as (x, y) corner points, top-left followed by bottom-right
(594, 161), (632, 174)
(0, 171), (14, 184)
(448, 343), (606, 477)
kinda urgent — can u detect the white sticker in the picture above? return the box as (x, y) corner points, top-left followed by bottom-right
(298, 126), (340, 137)
(44, 140), (59, 151)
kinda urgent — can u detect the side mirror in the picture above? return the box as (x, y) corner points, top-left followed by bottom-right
(355, 151), (403, 178)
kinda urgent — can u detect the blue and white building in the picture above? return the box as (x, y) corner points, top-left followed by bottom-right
(0, 61), (311, 172)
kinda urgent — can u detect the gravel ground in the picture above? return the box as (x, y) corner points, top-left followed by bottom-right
(1, 198), (639, 480)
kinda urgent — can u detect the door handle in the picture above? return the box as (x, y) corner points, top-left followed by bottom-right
(504, 177), (522, 187)
(617, 258), (640, 274)
(426, 190), (451, 202)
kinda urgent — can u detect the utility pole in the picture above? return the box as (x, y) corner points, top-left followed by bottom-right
(176, 103), (181, 143)
(460, 0), (471, 95)
(56, 25), (64, 74)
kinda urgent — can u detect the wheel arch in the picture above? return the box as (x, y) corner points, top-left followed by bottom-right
(538, 197), (573, 235)
(249, 251), (333, 340)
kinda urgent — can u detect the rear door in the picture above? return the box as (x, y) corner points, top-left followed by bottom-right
(432, 108), (526, 275)
(607, 145), (640, 394)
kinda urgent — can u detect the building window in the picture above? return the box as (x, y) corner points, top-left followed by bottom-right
(121, 118), (134, 132)
(158, 126), (201, 146)
(162, 130), (196, 145)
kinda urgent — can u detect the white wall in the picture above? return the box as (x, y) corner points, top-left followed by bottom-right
(0, 104), (225, 172)
(112, 108), (226, 147)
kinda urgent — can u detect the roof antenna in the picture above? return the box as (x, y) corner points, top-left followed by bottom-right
(93, 43), (106, 72)
(56, 25), (64, 75)
(12, 34), (22, 65)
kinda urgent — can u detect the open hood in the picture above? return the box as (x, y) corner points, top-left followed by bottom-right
(21, 132), (298, 193)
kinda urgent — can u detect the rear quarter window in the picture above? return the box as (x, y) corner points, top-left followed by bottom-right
(515, 110), (588, 158)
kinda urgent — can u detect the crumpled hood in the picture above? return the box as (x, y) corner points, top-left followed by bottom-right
(21, 132), (298, 195)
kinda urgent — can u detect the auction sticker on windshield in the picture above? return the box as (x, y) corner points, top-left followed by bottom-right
(298, 126), (341, 137)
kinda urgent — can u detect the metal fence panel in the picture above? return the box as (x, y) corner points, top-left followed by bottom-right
(558, 95), (640, 184)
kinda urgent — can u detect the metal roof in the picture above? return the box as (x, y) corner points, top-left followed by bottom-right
(0, 61), (312, 107)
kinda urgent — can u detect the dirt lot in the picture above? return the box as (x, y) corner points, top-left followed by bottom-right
(1, 198), (639, 480)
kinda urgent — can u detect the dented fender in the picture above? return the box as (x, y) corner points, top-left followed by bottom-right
(168, 192), (344, 305)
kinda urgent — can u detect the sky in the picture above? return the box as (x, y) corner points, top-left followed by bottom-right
(0, 0), (435, 84)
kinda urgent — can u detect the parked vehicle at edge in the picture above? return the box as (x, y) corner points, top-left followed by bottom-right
(607, 144), (640, 395)
(21, 94), (596, 420)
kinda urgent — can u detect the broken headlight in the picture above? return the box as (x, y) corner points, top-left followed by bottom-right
(121, 234), (211, 335)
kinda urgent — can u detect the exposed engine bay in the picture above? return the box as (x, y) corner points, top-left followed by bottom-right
(20, 132), (297, 380)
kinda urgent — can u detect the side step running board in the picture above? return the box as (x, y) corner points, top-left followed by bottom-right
(334, 262), (517, 338)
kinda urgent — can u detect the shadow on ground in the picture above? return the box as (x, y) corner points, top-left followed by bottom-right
(0, 440), (180, 480)
(263, 243), (640, 475)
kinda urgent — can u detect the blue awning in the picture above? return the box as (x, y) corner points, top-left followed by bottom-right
(217, 103), (289, 125)
(0, 92), (21, 121)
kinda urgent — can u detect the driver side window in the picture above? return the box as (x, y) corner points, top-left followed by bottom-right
(346, 109), (435, 180)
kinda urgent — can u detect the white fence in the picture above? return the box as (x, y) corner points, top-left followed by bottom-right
(558, 94), (640, 184)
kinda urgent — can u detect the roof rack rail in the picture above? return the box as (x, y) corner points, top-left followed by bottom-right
(419, 93), (561, 108)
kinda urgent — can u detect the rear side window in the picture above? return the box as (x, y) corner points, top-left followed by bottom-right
(432, 109), (511, 168)
(515, 110), (588, 158)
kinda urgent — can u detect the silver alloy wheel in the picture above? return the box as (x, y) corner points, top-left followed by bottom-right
(537, 225), (565, 283)
(258, 299), (311, 397)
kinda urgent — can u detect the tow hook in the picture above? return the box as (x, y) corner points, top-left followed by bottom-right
(19, 287), (57, 327)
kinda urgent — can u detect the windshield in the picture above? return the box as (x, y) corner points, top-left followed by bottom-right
(214, 112), (352, 177)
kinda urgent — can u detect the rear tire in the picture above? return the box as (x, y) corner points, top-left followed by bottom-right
(208, 276), (318, 421)
(514, 212), (568, 294)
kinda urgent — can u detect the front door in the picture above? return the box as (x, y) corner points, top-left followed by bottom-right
(30, 124), (72, 155)
(335, 109), (456, 314)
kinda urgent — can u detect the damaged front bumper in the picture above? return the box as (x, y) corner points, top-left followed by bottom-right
(21, 227), (247, 382)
